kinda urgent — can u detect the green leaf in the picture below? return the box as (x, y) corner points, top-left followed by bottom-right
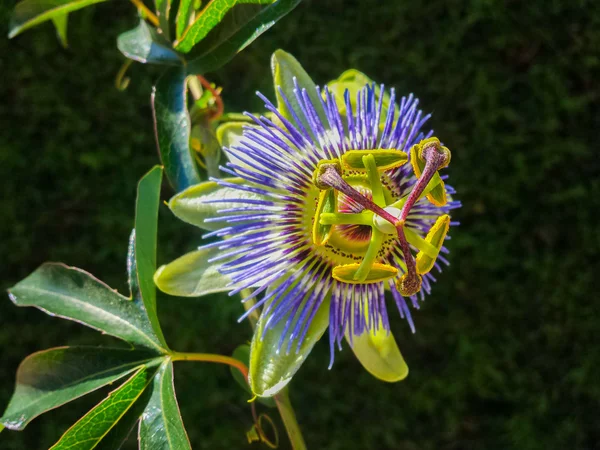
(168, 177), (268, 231)
(152, 67), (202, 192)
(175, 0), (194, 40)
(154, 247), (234, 297)
(174, 0), (274, 53)
(230, 345), (276, 407)
(117, 19), (183, 65)
(345, 325), (409, 383)
(8, 0), (107, 38)
(51, 13), (67, 48)
(93, 383), (154, 450)
(155, 0), (172, 39)
(134, 166), (169, 349)
(271, 49), (327, 133)
(50, 366), (157, 450)
(8, 263), (165, 353)
(186, 0), (300, 74)
(139, 361), (191, 449)
(249, 295), (331, 397)
(0, 347), (160, 430)
(127, 229), (139, 298)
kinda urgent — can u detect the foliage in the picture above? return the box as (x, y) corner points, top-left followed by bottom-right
(2, 167), (192, 448)
(1, 0), (599, 449)
(3, 0), (302, 447)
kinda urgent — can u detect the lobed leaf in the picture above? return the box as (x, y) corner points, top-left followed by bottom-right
(134, 166), (169, 349)
(8, 263), (165, 353)
(154, 246), (234, 297)
(139, 361), (191, 450)
(0, 347), (160, 430)
(117, 20), (183, 65)
(152, 68), (202, 192)
(249, 295), (331, 397)
(50, 366), (157, 450)
(185, 0), (300, 74)
(168, 177), (269, 231)
(8, 0), (107, 39)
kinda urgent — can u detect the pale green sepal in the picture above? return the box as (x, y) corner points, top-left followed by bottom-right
(154, 247), (234, 297)
(168, 177), (269, 231)
(215, 121), (254, 170)
(230, 345), (276, 408)
(271, 50), (327, 133)
(216, 121), (245, 148)
(249, 295), (331, 397)
(346, 326), (408, 383)
(326, 69), (398, 118)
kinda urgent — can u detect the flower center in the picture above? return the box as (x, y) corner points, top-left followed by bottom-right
(336, 184), (373, 244)
(310, 141), (451, 296)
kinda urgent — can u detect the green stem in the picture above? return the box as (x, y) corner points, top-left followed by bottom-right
(129, 0), (159, 26)
(274, 389), (307, 450)
(170, 352), (248, 380)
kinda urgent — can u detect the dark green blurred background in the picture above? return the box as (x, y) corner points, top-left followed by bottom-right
(1, 1), (599, 449)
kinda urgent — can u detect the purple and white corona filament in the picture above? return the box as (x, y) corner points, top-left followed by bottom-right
(206, 80), (461, 365)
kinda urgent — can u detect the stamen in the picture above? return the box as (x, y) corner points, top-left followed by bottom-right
(395, 225), (422, 296)
(400, 138), (451, 221)
(314, 158), (426, 296)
